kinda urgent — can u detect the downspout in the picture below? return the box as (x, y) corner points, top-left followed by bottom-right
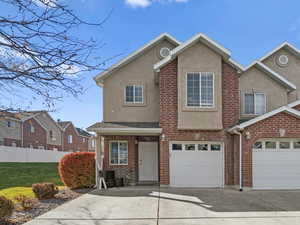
(233, 130), (243, 191)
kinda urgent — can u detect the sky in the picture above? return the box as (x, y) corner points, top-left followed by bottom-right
(2, 0), (300, 130)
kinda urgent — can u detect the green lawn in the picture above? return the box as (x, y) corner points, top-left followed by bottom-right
(0, 163), (64, 200)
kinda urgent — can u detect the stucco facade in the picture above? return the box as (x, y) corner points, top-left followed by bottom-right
(103, 39), (177, 123)
(89, 33), (300, 189)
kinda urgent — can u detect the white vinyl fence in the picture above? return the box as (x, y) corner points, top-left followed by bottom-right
(0, 146), (70, 162)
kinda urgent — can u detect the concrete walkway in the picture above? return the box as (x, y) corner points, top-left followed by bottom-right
(25, 187), (300, 225)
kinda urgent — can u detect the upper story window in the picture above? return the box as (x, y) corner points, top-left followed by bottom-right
(244, 93), (266, 115)
(186, 72), (214, 108)
(125, 85), (143, 104)
(30, 124), (35, 133)
(6, 120), (15, 128)
(68, 135), (73, 144)
(49, 130), (53, 139)
(83, 137), (85, 143)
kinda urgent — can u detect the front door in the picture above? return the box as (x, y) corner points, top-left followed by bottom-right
(138, 142), (158, 181)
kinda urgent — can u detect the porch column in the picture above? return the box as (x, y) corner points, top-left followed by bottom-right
(95, 134), (103, 188)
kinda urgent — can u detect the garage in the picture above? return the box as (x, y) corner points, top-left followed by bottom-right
(169, 141), (224, 187)
(253, 139), (300, 189)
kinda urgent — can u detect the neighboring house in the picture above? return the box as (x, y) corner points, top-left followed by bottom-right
(0, 112), (22, 147)
(18, 111), (63, 150)
(0, 111), (92, 152)
(58, 121), (90, 152)
(88, 33), (300, 190)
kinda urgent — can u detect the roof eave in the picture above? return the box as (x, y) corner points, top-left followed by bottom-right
(154, 33), (232, 72)
(259, 42), (300, 62)
(93, 33), (181, 83)
(87, 127), (162, 135)
(244, 61), (297, 91)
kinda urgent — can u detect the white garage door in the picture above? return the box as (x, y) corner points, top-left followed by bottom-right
(169, 141), (224, 187)
(253, 139), (300, 189)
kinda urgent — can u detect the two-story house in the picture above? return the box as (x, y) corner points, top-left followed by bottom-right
(0, 112), (22, 147)
(88, 33), (300, 190)
(18, 111), (63, 150)
(58, 121), (91, 152)
(0, 111), (93, 152)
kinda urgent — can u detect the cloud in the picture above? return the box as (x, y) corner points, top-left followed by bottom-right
(125, 0), (189, 8)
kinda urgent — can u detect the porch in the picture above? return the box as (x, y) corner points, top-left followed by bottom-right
(87, 122), (162, 187)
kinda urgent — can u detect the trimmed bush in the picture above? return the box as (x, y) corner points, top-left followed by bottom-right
(59, 152), (95, 189)
(32, 183), (59, 200)
(0, 196), (14, 220)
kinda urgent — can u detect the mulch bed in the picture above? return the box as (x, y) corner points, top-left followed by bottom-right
(2, 188), (93, 225)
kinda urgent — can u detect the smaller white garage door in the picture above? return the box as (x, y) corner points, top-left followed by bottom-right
(169, 141), (224, 187)
(253, 139), (300, 189)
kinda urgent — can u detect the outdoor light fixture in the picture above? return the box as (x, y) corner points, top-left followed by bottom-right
(245, 132), (251, 140)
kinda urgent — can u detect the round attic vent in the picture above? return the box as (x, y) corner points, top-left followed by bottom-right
(160, 47), (171, 58)
(278, 55), (289, 66)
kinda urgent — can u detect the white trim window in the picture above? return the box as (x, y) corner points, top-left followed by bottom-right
(30, 124), (35, 133)
(68, 135), (73, 144)
(244, 93), (266, 115)
(125, 85), (143, 104)
(110, 141), (128, 165)
(6, 120), (15, 128)
(186, 72), (214, 107)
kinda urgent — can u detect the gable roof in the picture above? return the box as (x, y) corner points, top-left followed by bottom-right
(153, 33), (245, 72)
(76, 127), (91, 137)
(242, 61), (296, 91)
(57, 121), (71, 130)
(259, 42), (300, 62)
(229, 106), (300, 132)
(94, 33), (181, 85)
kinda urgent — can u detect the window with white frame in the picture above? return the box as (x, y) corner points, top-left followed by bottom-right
(187, 72), (214, 107)
(68, 135), (73, 144)
(253, 140), (300, 150)
(244, 93), (266, 115)
(6, 120), (15, 128)
(30, 124), (35, 133)
(110, 141), (128, 165)
(125, 85), (143, 104)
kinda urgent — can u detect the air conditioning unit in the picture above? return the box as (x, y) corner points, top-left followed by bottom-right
(52, 137), (56, 141)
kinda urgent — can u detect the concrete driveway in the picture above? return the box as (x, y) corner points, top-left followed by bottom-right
(25, 186), (300, 225)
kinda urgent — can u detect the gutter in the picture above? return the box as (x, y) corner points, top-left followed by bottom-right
(233, 129), (243, 191)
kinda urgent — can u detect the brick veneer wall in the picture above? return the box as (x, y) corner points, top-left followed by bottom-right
(158, 58), (240, 185)
(3, 138), (21, 147)
(63, 124), (88, 152)
(103, 135), (137, 183)
(242, 112), (300, 187)
(23, 118), (47, 149)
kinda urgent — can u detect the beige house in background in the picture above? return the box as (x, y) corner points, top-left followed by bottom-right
(87, 32), (300, 190)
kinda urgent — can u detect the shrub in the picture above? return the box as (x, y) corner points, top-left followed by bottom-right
(0, 196), (14, 220)
(59, 152), (95, 189)
(14, 195), (36, 211)
(32, 183), (59, 200)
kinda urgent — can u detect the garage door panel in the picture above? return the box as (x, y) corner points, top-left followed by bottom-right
(253, 140), (300, 189)
(170, 142), (224, 188)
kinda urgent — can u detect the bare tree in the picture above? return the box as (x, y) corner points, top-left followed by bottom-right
(0, 0), (110, 111)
